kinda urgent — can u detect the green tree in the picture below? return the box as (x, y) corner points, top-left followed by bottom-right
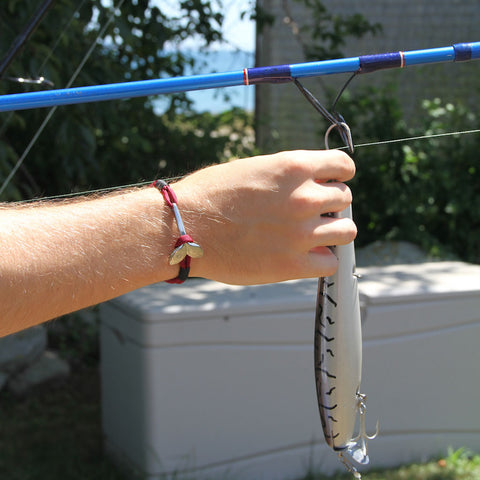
(0, 0), (254, 201)
(280, 0), (382, 62)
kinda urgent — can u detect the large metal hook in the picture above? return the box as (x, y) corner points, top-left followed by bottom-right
(293, 77), (354, 154)
(337, 393), (379, 479)
(325, 120), (353, 153)
(346, 393), (379, 464)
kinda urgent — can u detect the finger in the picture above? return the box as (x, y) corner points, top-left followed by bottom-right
(301, 182), (352, 215)
(306, 246), (339, 277)
(287, 149), (354, 181)
(312, 216), (358, 247)
(301, 149), (356, 182)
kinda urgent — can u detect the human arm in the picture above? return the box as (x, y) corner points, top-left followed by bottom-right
(0, 149), (356, 336)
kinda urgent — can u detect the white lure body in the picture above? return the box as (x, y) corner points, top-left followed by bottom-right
(314, 205), (376, 475)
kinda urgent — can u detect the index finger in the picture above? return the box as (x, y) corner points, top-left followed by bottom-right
(305, 150), (356, 183)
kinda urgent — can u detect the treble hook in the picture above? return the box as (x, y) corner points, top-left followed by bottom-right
(336, 394), (379, 479)
(346, 393), (379, 465)
(293, 77), (354, 154)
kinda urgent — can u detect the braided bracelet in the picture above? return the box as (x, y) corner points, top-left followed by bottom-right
(151, 180), (204, 284)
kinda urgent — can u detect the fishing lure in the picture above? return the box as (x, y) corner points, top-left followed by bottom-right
(315, 204), (377, 478)
(295, 86), (378, 478)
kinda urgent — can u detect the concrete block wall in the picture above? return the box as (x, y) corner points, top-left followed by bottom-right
(255, 0), (480, 152)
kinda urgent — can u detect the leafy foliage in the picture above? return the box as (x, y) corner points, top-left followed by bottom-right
(340, 85), (480, 263)
(280, 0), (382, 61)
(0, 0), (253, 201)
(267, 1), (479, 264)
(397, 99), (480, 262)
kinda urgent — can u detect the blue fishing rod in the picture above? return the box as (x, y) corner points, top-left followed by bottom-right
(0, 42), (479, 112)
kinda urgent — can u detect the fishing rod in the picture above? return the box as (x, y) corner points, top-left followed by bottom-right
(0, 41), (479, 112)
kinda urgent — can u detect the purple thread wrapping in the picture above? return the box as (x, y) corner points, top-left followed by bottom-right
(453, 43), (472, 62)
(358, 52), (403, 74)
(245, 65), (292, 84)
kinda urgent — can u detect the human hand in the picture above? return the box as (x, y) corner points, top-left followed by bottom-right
(173, 150), (356, 285)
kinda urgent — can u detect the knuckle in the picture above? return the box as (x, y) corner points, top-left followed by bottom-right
(278, 150), (320, 177)
(289, 186), (319, 214)
(279, 150), (306, 172)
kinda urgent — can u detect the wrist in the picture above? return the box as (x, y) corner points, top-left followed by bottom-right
(167, 177), (217, 281)
(151, 180), (204, 283)
(134, 187), (184, 283)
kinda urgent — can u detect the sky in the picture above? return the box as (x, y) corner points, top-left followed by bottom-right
(215, 1), (256, 52)
(159, 1), (256, 52)
(155, 1), (256, 113)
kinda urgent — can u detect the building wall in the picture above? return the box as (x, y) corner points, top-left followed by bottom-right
(255, 0), (480, 152)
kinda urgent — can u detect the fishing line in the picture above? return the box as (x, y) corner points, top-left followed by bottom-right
(0, 0), (88, 152)
(293, 70), (480, 154)
(0, 0), (126, 197)
(35, 0), (89, 76)
(1, 0), (89, 87)
(12, 176), (183, 204)
(8, 126), (479, 205)
(352, 128), (480, 150)
(0, 0), (55, 78)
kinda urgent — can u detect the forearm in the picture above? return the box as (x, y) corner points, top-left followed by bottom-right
(0, 150), (356, 337)
(0, 187), (177, 336)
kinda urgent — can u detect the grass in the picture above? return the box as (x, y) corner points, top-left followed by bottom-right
(0, 366), (127, 480)
(1, 366), (479, 480)
(306, 449), (480, 480)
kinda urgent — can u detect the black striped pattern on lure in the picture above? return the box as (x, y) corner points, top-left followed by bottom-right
(314, 205), (377, 479)
(292, 72), (377, 478)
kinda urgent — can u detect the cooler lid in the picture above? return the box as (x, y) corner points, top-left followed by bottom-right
(107, 277), (318, 323)
(358, 261), (480, 306)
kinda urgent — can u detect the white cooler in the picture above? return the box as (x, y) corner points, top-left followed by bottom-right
(100, 261), (480, 479)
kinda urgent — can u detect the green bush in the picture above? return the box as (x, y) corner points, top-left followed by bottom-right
(341, 85), (480, 263)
